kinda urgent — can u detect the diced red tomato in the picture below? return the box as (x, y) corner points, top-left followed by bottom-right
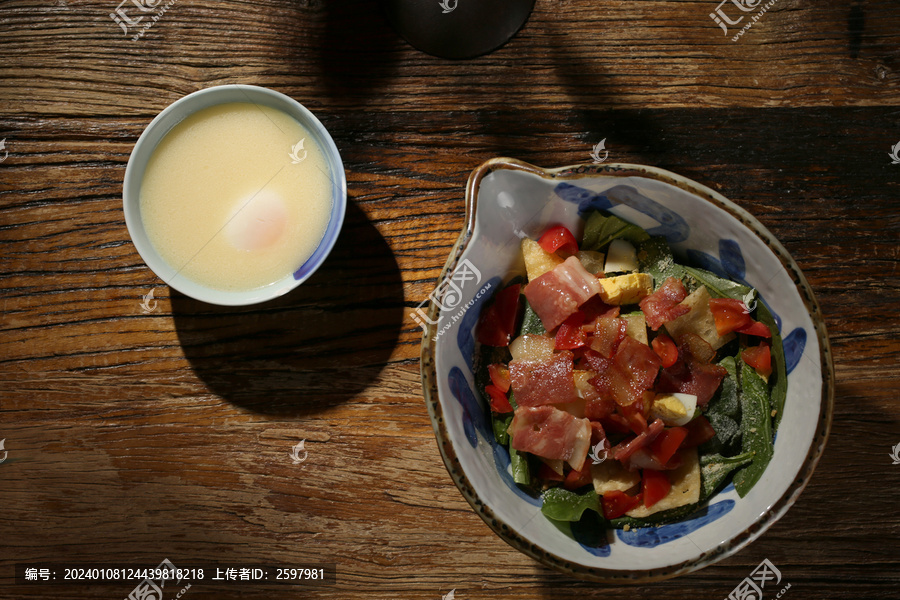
(736, 320), (772, 338)
(642, 469), (672, 508)
(536, 462), (565, 482)
(648, 426), (687, 465)
(538, 225), (579, 256)
(742, 342), (772, 378)
(709, 297), (752, 336)
(488, 363), (511, 393)
(555, 311), (586, 350)
(602, 490), (643, 519)
(651, 333), (679, 368)
(563, 465), (594, 491)
(682, 415), (717, 448)
(485, 384), (514, 413)
(476, 284), (522, 347)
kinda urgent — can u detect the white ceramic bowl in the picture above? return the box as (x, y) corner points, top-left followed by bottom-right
(123, 84), (347, 306)
(420, 158), (833, 581)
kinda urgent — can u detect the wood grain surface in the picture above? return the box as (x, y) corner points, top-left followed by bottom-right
(1, 0), (899, 598)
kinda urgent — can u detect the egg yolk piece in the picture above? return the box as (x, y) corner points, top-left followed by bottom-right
(224, 190), (288, 251)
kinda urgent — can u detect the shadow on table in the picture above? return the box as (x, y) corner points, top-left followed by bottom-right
(542, 18), (668, 161)
(313, 0), (404, 105)
(171, 201), (404, 416)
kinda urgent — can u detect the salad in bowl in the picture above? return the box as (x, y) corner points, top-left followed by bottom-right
(419, 158), (832, 581)
(476, 213), (781, 529)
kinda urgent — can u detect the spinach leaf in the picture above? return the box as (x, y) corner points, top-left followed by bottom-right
(610, 502), (701, 529)
(637, 236), (684, 289)
(755, 301), (787, 431)
(510, 448), (531, 486)
(700, 356), (742, 456)
(518, 299), (546, 336)
(541, 487), (600, 522)
(700, 452), (753, 499)
(681, 265), (750, 299)
(582, 211), (650, 252)
(492, 413), (513, 446)
(733, 357), (775, 497)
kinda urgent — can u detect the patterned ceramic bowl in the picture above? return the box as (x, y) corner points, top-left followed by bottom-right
(419, 157), (833, 581)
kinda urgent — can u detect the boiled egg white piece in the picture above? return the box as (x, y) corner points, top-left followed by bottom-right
(649, 393), (698, 427)
(604, 239), (639, 273)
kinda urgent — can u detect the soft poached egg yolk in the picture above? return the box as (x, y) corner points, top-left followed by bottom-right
(224, 190), (288, 251)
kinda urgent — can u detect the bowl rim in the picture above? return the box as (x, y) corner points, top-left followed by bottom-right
(122, 83), (347, 306)
(419, 156), (835, 582)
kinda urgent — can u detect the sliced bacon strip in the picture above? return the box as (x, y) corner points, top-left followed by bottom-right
(656, 334), (727, 406)
(656, 361), (727, 407)
(610, 417), (665, 462)
(585, 395), (617, 420)
(590, 420), (608, 448)
(575, 354), (617, 419)
(623, 446), (684, 472)
(587, 317), (627, 359)
(509, 351), (578, 406)
(639, 276), (691, 331)
(524, 256), (603, 331)
(580, 296), (620, 323)
(508, 406), (592, 471)
(579, 348), (612, 374)
(589, 337), (662, 406)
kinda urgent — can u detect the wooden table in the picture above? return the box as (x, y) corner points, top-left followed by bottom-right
(1, 0), (898, 598)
